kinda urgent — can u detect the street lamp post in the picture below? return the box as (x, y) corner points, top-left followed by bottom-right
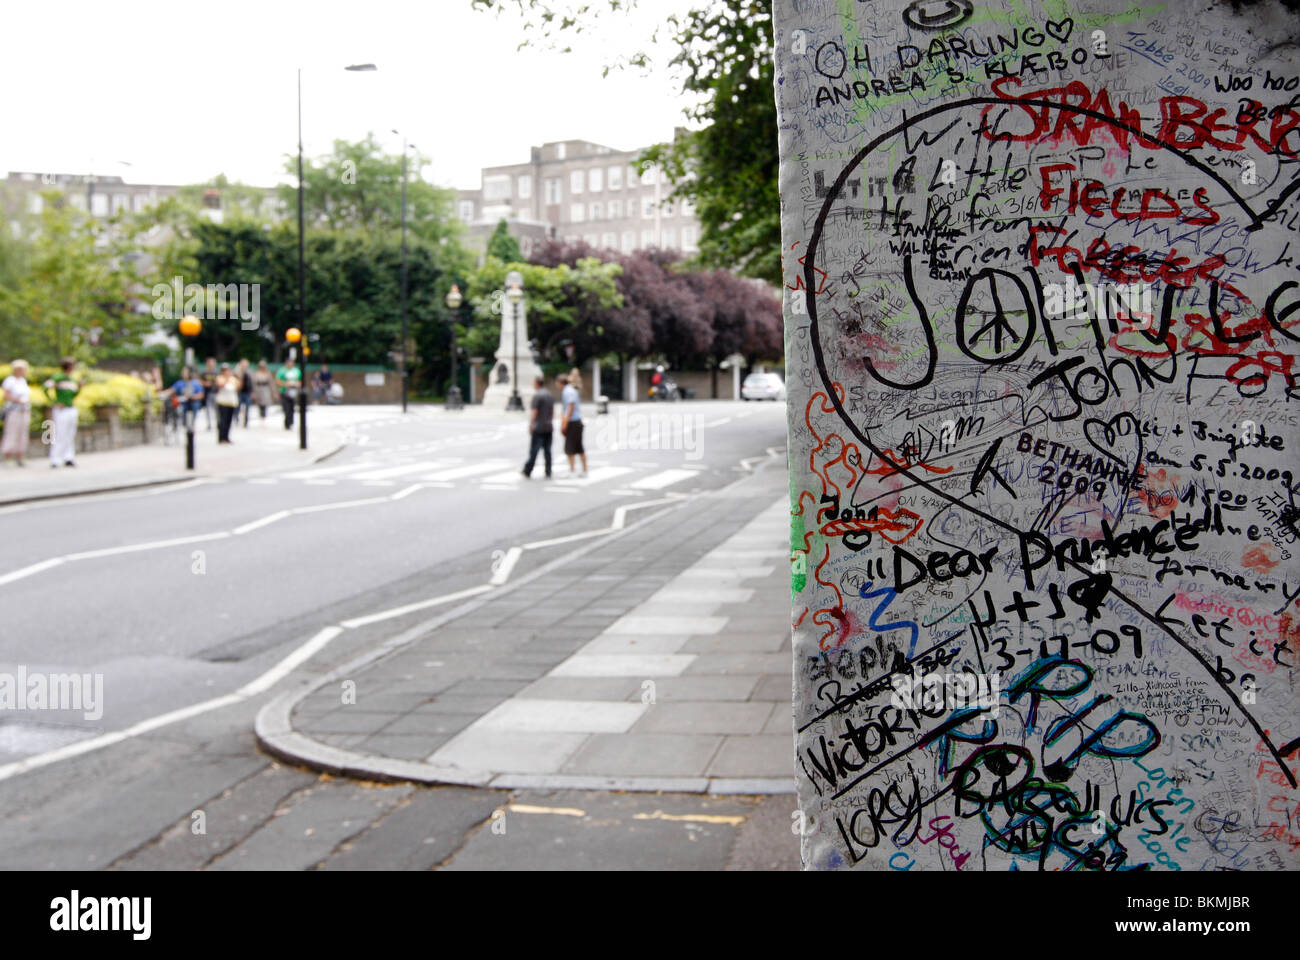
(445, 284), (464, 410)
(296, 62), (376, 448)
(505, 277), (524, 411)
(398, 134), (411, 413)
(295, 68), (308, 451)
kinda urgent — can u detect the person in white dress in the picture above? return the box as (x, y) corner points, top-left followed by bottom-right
(1, 359), (32, 467)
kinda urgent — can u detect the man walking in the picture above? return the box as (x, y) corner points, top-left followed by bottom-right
(521, 375), (554, 479)
(561, 368), (587, 477)
(44, 357), (80, 468)
(200, 357), (218, 431)
(276, 357), (302, 430)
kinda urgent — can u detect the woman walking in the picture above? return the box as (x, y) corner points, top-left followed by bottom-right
(252, 360), (274, 423)
(1, 359), (32, 467)
(215, 363), (240, 444)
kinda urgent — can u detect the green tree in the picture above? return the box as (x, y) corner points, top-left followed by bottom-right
(471, 0), (780, 285)
(486, 219), (523, 264)
(463, 255), (624, 366)
(278, 133), (462, 248)
(0, 191), (152, 364)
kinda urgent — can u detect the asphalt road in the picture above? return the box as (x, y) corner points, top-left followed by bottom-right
(0, 400), (797, 870)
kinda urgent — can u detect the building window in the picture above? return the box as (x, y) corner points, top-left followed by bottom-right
(91, 194), (109, 217)
(681, 198), (696, 217)
(640, 166), (658, 186)
(641, 229), (656, 248)
(608, 199), (622, 219)
(622, 231), (635, 252)
(588, 167), (603, 192)
(590, 202), (602, 221)
(682, 226), (698, 251)
(483, 175), (511, 201)
(662, 201), (675, 218)
(627, 165), (638, 188)
(602, 232), (617, 249)
(28, 193), (43, 214)
(583, 234), (598, 247)
(570, 170), (584, 194)
(517, 174), (532, 199)
(458, 200), (475, 221)
(608, 166), (623, 190)
(570, 203), (585, 223)
(642, 198), (655, 218)
(545, 178), (562, 205)
(132, 193), (149, 212)
(556, 143), (566, 160)
(663, 228), (677, 248)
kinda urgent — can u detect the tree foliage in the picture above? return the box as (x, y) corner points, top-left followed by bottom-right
(277, 133), (462, 247)
(486, 219), (523, 264)
(0, 193), (153, 364)
(528, 239), (781, 367)
(470, 0), (780, 285)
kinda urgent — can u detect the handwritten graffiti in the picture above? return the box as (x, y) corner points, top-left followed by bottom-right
(778, 0), (1300, 871)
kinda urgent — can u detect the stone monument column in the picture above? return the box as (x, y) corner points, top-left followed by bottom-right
(482, 269), (543, 410)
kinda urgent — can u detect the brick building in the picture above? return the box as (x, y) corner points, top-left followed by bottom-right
(456, 133), (701, 258)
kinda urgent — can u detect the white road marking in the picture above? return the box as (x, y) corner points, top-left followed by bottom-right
(350, 460), (451, 480)
(490, 547), (522, 586)
(234, 511), (291, 535)
(553, 466), (634, 487)
(237, 627), (344, 696)
(629, 468), (696, 490)
(281, 461), (383, 480)
(64, 531), (231, 560)
(422, 461), (511, 481)
(339, 585), (493, 629)
(0, 557), (66, 587)
(294, 496), (390, 514)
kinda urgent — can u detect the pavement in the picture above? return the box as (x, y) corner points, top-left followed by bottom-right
(0, 406), (348, 504)
(258, 464), (795, 793)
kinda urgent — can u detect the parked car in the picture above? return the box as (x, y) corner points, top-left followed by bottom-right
(742, 372), (786, 401)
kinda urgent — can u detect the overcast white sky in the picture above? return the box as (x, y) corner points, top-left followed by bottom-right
(2, 0), (702, 192)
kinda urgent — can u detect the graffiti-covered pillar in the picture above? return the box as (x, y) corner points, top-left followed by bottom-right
(774, 0), (1300, 871)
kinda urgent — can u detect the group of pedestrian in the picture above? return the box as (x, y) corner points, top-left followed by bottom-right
(522, 368), (588, 480)
(1, 356), (81, 468)
(163, 357), (300, 441)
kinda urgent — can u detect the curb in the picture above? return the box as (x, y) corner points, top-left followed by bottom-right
(257, 690), (795, 795)
(0, 439), (347, 507)
(254, 458), (798, 796)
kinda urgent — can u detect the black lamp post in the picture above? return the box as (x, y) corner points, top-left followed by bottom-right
(445, 284), (464, 410)
(396, 132), (413, 413)
(295, 62), (376, 449)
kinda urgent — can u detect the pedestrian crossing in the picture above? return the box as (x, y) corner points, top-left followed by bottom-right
(251, 457), (706, 495)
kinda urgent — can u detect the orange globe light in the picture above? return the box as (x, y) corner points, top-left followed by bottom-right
(285, 327), (302, 343)
(178, 315), (202, 337)
(303, 345), (311, 357)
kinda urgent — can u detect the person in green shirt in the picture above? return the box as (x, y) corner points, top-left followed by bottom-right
(44, 357), (80, 467)
(276, 358), (302, 430)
